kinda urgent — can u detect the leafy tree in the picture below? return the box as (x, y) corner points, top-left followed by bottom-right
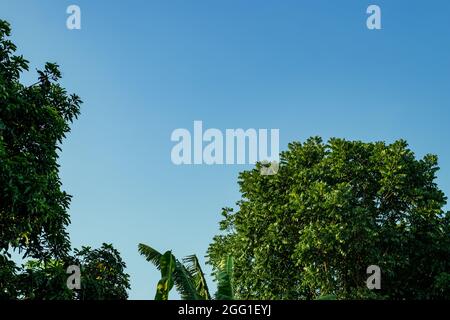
(0, 253), (20, 299)
(13, 243), (130, 300)
(138, 244), (233, 300)
(207, 137), (450, 299)
(0, 20), (130, 300)
(15, 260), (73, 300)
(72, 243), (130, 300)
(0, 18), (80, 298)
(0, 20), (80, 263)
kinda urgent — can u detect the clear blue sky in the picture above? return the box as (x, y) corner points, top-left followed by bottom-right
(1, 0), (450, 299)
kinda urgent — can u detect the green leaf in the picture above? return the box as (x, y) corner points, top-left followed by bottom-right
(182, 255), (211, 300)
(154, 251), (176, 300)
(215, 255), (234, 300)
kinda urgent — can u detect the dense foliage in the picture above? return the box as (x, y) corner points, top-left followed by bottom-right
(208, 137), (450, 299)
(71, 243), (130, 300)
(0, 20), (129, 299)
(0, 20), (79, 262)
(10, 243), (130, 300)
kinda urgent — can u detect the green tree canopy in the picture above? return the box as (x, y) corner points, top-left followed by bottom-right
(0, 20), (130, 300)
(72, 243), (130, 300)
(0, 19), (80, 262)
(14, 243), (130, 300)
(207, 137), (450, 299)
(0, 18), (82, 298)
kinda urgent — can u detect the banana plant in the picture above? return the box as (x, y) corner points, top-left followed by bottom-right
(154, 251), (176, 300)
(214, 255), (234, 300)
(138, 243), (233, 300)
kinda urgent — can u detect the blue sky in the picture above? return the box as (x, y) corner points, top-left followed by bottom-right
(1, 0), (450, 299)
